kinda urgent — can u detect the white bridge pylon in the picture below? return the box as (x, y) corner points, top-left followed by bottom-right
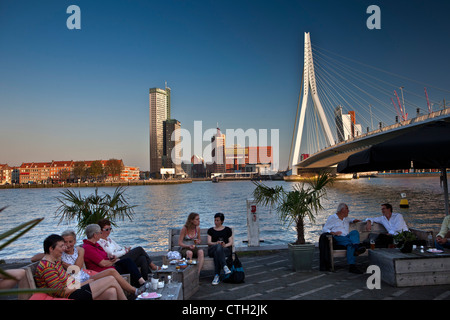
(291, 32), (334, 169)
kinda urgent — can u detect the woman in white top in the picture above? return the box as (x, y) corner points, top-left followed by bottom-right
(97, 219), (160, 281)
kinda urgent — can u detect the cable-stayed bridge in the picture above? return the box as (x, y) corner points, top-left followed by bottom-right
(289, 32), (450, 175)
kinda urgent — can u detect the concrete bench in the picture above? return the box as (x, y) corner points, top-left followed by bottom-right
(324, 222), (433, 271)
(167, 228), (235, 272)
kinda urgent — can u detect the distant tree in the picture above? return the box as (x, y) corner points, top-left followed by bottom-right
(73, 161), (86, 181)
(105, 159), (123, 181)
(89, 160), (104, 181)
(59, 169), (71, 182)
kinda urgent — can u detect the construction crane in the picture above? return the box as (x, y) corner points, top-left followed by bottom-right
(391, 98), (401, 121)
(394, 90), (408, 121)
(424, 87), (432, 113)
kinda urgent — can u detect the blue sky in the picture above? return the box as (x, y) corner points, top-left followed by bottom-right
(1, 0), (449, 171)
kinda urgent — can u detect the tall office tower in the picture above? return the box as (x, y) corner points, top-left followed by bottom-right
(209, 127), (226, 173)
(149, 86), (171, 177)
(163, 118), (182, 174)
(165, 82), (171, 119)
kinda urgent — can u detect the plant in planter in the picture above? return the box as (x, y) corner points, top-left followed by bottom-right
(55, 187), (136, 235)
(252, 172), (334, 270)
(393, 231), (418, 253)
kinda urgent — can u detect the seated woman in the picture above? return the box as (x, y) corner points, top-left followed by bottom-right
(178, 212), (205, 275)
(97, 219), (159, 281)
(60, 229), (144, 296)
(207, 213), (233, 285)
(35, 234), (127, 300)
(82, 224), (149, 290)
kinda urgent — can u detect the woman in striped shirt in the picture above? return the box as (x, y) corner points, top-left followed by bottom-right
(35, 234), (127, 300)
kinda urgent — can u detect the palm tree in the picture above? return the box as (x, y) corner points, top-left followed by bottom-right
(252, 172), (334, 245)
(55, 187), (136, 235)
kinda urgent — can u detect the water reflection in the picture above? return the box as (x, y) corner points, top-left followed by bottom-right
(0, 177), (447, 259)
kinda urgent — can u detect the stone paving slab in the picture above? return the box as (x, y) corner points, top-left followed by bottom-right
(191, 248), (450, 300)
(2, 246), (450, 301)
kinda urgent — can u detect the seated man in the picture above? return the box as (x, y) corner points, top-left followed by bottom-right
(322, 203), (366, 274)
(435, 215), (450, 250)
(365, 203), (409, 247)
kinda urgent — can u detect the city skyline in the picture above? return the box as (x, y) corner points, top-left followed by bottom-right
(1, 1), (450, 171)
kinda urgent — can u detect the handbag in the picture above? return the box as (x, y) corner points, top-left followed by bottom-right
(222, 252), (245, 284)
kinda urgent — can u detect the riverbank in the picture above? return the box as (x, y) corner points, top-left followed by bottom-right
(0, 179), (192, 189)
(1, 172), (442, 189)
(377, 172), (442, 178)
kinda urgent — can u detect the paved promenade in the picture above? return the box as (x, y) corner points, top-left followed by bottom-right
(191, 246), (450, 301)
(2, 245), (450, 301)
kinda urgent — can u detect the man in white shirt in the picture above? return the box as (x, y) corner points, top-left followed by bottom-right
(365, 203), (409, 247)
(435, 215), (450, 250)
(322, 203), (366, 274)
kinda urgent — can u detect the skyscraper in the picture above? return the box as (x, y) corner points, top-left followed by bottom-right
(209, 127), (226, 174)
(149, 85), (171, 177)
(163, 118), (182, 174)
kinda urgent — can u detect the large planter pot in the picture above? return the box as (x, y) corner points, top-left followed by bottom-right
(288, 243), (315, 271)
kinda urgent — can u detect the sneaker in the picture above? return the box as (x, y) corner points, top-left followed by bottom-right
(353, 246), (366, 256)
(137, 281), (150, 295)
(223, 265), (231, 275)
(212, 274), (220, 285)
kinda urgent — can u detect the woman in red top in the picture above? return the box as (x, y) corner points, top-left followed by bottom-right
(82, 224), (148, 289)
(35, 234), (127, 300)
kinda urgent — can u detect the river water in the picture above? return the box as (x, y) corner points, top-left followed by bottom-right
(0, 177), (447, 259)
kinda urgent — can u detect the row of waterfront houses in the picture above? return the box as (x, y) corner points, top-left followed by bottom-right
(0, 160), (140, 185)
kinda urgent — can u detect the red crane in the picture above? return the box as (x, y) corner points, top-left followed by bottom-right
(391, 98), (401, 120)
(394, 90), (407, 121)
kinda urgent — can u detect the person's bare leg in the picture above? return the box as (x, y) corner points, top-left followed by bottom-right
(197, 250), (205, 275)
(89, 276), (127, 300)
(95, 287), (117, 300)
(0, 269), (26, 289)
(91, 268), (136, 295)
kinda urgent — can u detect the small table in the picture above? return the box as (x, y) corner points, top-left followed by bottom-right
(136, 282), (183, 300)
(155, 264), (199, 300)
(369, 248), (450, 287)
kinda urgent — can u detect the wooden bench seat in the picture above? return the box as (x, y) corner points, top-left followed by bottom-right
(325, 221), (433, 271)
(18, 261), (131, 300)
(167, 228), (235, 271)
